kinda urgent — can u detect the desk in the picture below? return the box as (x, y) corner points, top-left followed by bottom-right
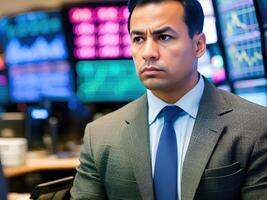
(8, 193), (30, 200)
(4, 156), (79, 178)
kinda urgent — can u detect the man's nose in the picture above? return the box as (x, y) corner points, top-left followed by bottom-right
(142, 39), (160, 61)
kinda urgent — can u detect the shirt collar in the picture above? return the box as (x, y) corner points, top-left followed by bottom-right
(147, 75), (205, 125)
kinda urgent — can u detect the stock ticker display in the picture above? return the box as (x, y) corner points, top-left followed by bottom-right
(4, 11), (68, 65)
(9, 61), (73, 102)
(67, 5), (131, 59)
(76, 60), (145, 102)
(2, 11), (73, 102)
(215, 0), (265, 81)
(66, 3), (146, 102)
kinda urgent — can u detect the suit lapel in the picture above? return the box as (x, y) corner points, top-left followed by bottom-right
(181, 80), (233, 200)
(124, 95), (154, 200)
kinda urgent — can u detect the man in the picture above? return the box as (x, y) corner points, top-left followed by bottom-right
(70, 0), (267, 199)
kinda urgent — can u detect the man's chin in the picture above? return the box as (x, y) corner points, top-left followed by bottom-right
(142, 82), (166, 92)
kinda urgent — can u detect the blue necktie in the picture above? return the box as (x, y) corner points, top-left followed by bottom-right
(154, 106), (183, 200)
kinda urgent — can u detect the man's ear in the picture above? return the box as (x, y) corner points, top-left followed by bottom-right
(194, 33), (206, 58)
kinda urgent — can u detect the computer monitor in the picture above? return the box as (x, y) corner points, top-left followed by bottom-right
(62, 1), (147, 102)
(26, 107), (49, 150)
(64, 2), (131, 60)
(40, 95), (89, 153)
(213, 0), (265, 81)
(76, 60), (146, 102)
(8, 60), (73, 102)
(2, 10), (74, 103)
(3, 11), (68, 65)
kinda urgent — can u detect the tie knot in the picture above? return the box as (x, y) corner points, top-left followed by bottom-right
(162, 106), (183, 123)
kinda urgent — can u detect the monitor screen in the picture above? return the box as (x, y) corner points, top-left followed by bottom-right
(214, 0), (265, 81)
(26, 107), (49, 149)
(63, 2), (147, 102)
(2, 11), (74, 102)
(9, 60), (73, 102)
(76, 59), (146, 102)
(3, 11), (68, 65)
(66, 4), (130, 59)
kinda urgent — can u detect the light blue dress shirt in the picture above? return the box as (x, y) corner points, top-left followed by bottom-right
(147, 75), (204, 199)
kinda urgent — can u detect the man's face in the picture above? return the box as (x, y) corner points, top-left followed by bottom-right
(130, 1), (205, 101)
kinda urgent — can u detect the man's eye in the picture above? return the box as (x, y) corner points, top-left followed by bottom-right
(132, 37), (144, 43)
(159, 35), (172, 41)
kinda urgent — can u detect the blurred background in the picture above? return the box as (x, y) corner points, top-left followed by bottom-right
(0, 0), (266, 198)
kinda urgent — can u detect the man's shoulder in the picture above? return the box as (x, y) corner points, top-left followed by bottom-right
(90, 94), (147, 127)
(207, 87), (267, 139)
(84, 94), (147, 143)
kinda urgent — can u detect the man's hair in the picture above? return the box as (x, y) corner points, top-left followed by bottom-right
(127, 0), (204, 38)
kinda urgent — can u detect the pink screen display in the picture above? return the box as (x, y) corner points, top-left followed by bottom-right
(69, 6), (131, 59)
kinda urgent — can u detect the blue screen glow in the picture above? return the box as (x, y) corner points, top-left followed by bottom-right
(9, 60), (73, 102)
(215, 0), (265, 80)
(3, 11), (68, 65)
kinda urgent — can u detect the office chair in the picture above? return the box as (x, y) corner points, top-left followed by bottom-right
(30, 176), (74, 200)
(0, 159), (8, 200)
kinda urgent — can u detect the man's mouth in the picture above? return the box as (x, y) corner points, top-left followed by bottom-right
(141, 66), (163, 76)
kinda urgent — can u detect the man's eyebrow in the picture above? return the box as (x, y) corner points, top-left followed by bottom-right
(130, 26), (176, 36)
(130, 30), (144, 36)
(152, 27), (175, 35)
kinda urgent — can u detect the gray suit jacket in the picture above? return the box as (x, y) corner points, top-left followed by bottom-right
(70, 79), (267, 200)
